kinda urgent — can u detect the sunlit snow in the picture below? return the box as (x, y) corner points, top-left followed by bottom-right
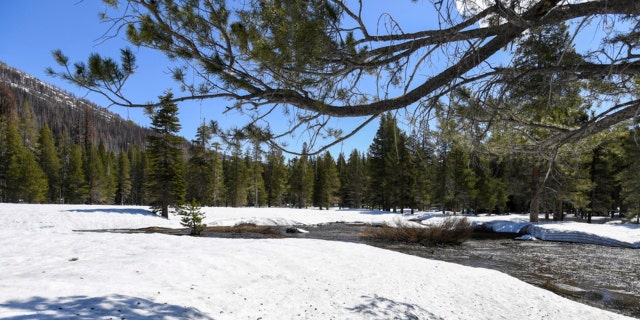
(0, 204), (636, 319)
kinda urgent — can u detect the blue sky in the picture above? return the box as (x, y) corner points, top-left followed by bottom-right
(0, 1), (618, 158)
(1, 0), (397, 157)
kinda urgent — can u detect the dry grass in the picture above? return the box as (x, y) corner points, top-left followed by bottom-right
(360, 217), (473, 245)
(204, 223), (282, 236)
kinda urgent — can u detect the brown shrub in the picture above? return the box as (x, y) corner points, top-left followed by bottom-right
(360, 217), (473, 245)
(205, 222), (281, 236)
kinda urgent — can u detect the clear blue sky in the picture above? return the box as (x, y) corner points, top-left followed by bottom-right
(0, 0), (398, 157)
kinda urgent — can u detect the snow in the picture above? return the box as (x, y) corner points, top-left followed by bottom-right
(413, 212), (640, 248)
(528, 222), (640, 248)
(0, 204), (637, 319)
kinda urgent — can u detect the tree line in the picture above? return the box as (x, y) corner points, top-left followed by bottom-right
(2, 84), (640, 223)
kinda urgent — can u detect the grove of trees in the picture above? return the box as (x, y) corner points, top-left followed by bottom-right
(2, 77), (640, 222)
(46, 0), (640, 222)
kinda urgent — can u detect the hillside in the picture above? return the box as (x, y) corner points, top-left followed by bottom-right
(0, 61), (150, 151)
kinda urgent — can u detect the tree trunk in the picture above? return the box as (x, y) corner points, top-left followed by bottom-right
(554, 198), (563, 221)
(530, 169), (541, 222)
(161, 201), (169, 219)
(530, 193), (540, 223)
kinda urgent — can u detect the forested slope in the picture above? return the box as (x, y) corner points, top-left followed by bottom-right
(0, 61), (149, 151)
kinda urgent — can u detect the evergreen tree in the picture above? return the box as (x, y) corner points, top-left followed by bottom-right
(18, 100), (38, 153)
(56, 133), (71, 203)
(4, 118), (47, 203)
(178, 199), (207, 235)
(469, 155), (507, 215)
(287, 144), (314, 208)
(65, 143), (88, 203)
(224, 144), (249, 207)
(84, 142), (107, 204)
(128, 146), (148, 205)
(438, 145), (477, 214)
(186, 124), (216, 205)
(38, 125), (62, 203)
(115, 149), (132, 205)
(587, 144), (619, 221)
(368, 113), (414, 212)
(336, 153), (348, 209)
(246, 142), (266, 207)
(0, 85), (19, 201)
(408, 133), (435, 211)
(313, 152), (340, 210)
(146, 93), (186, 218)
(0, 114), (6, 202)
(506, 23), (586, 222)
(103, 146), (118, 204)
(210, 142), (225, 206)
(619, 130), (640, 223)
(345, 149), (366, 209)
(263, 148), (287, 207)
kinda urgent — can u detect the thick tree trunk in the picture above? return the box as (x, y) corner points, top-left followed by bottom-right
(554, 198), (563, 221)
(530, 193), (540, 223)
(161, 201), (169, 219)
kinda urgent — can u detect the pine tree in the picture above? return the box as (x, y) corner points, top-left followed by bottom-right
(0, 115), (6, 202)
(336, 153), (348, 209)
(84, 142), (107, 204)
(146, 93), (186, 218)
(263, 148), (287, 207)
(313, 152), (340, 210)
(287, 144), (314, 208)
(368, 113), (414, 212)
(186, 124), (216, 205)
(507, 23), (586, 222)
(619, 130), (640, 223)
(103, 146), (118, 204)
(408, 133), (434, 211)
(345, 149), (366, 209)
(246, 142), (266, 207)
(210, 142), (225, 206)
(224, 145), (249, 207)
(115, 149), (132, 205)
(3, 112), (47, 203)
(469, 154), (507, 215)
(38, 125), (62, 203)
(56, 133), (71, 203)
(178, 199), (207, 235)
(65, 143), (88, 203)
(128, 146), (148, 205)
(18, 100), (38, 153)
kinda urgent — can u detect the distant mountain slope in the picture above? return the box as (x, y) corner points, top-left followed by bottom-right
(0, 61), (150, 151)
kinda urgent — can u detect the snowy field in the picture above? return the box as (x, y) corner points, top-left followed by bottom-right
(0, 204), (637, 319)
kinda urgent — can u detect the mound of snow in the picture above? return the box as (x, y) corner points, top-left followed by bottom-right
(530, 222), (640, 248)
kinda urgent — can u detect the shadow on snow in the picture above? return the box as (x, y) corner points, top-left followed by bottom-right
(0, 294), (213, 320)
(65, 208), (155, 216)
(347, 295), (444, 320)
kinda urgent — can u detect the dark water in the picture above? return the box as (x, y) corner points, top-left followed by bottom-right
(288, 223), (640, 318)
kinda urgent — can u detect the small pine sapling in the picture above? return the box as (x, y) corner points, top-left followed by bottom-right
(178, 199), (207, 236)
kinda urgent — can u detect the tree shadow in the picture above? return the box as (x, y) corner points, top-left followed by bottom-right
(0, 295), (214, 319)
(65, 208), (156, 216)
(347, 295), (444, 320)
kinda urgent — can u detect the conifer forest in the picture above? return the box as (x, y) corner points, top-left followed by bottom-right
(2, 61), (640, 223)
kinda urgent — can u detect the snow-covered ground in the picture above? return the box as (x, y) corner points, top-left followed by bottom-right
(0, 204), (637, 319)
